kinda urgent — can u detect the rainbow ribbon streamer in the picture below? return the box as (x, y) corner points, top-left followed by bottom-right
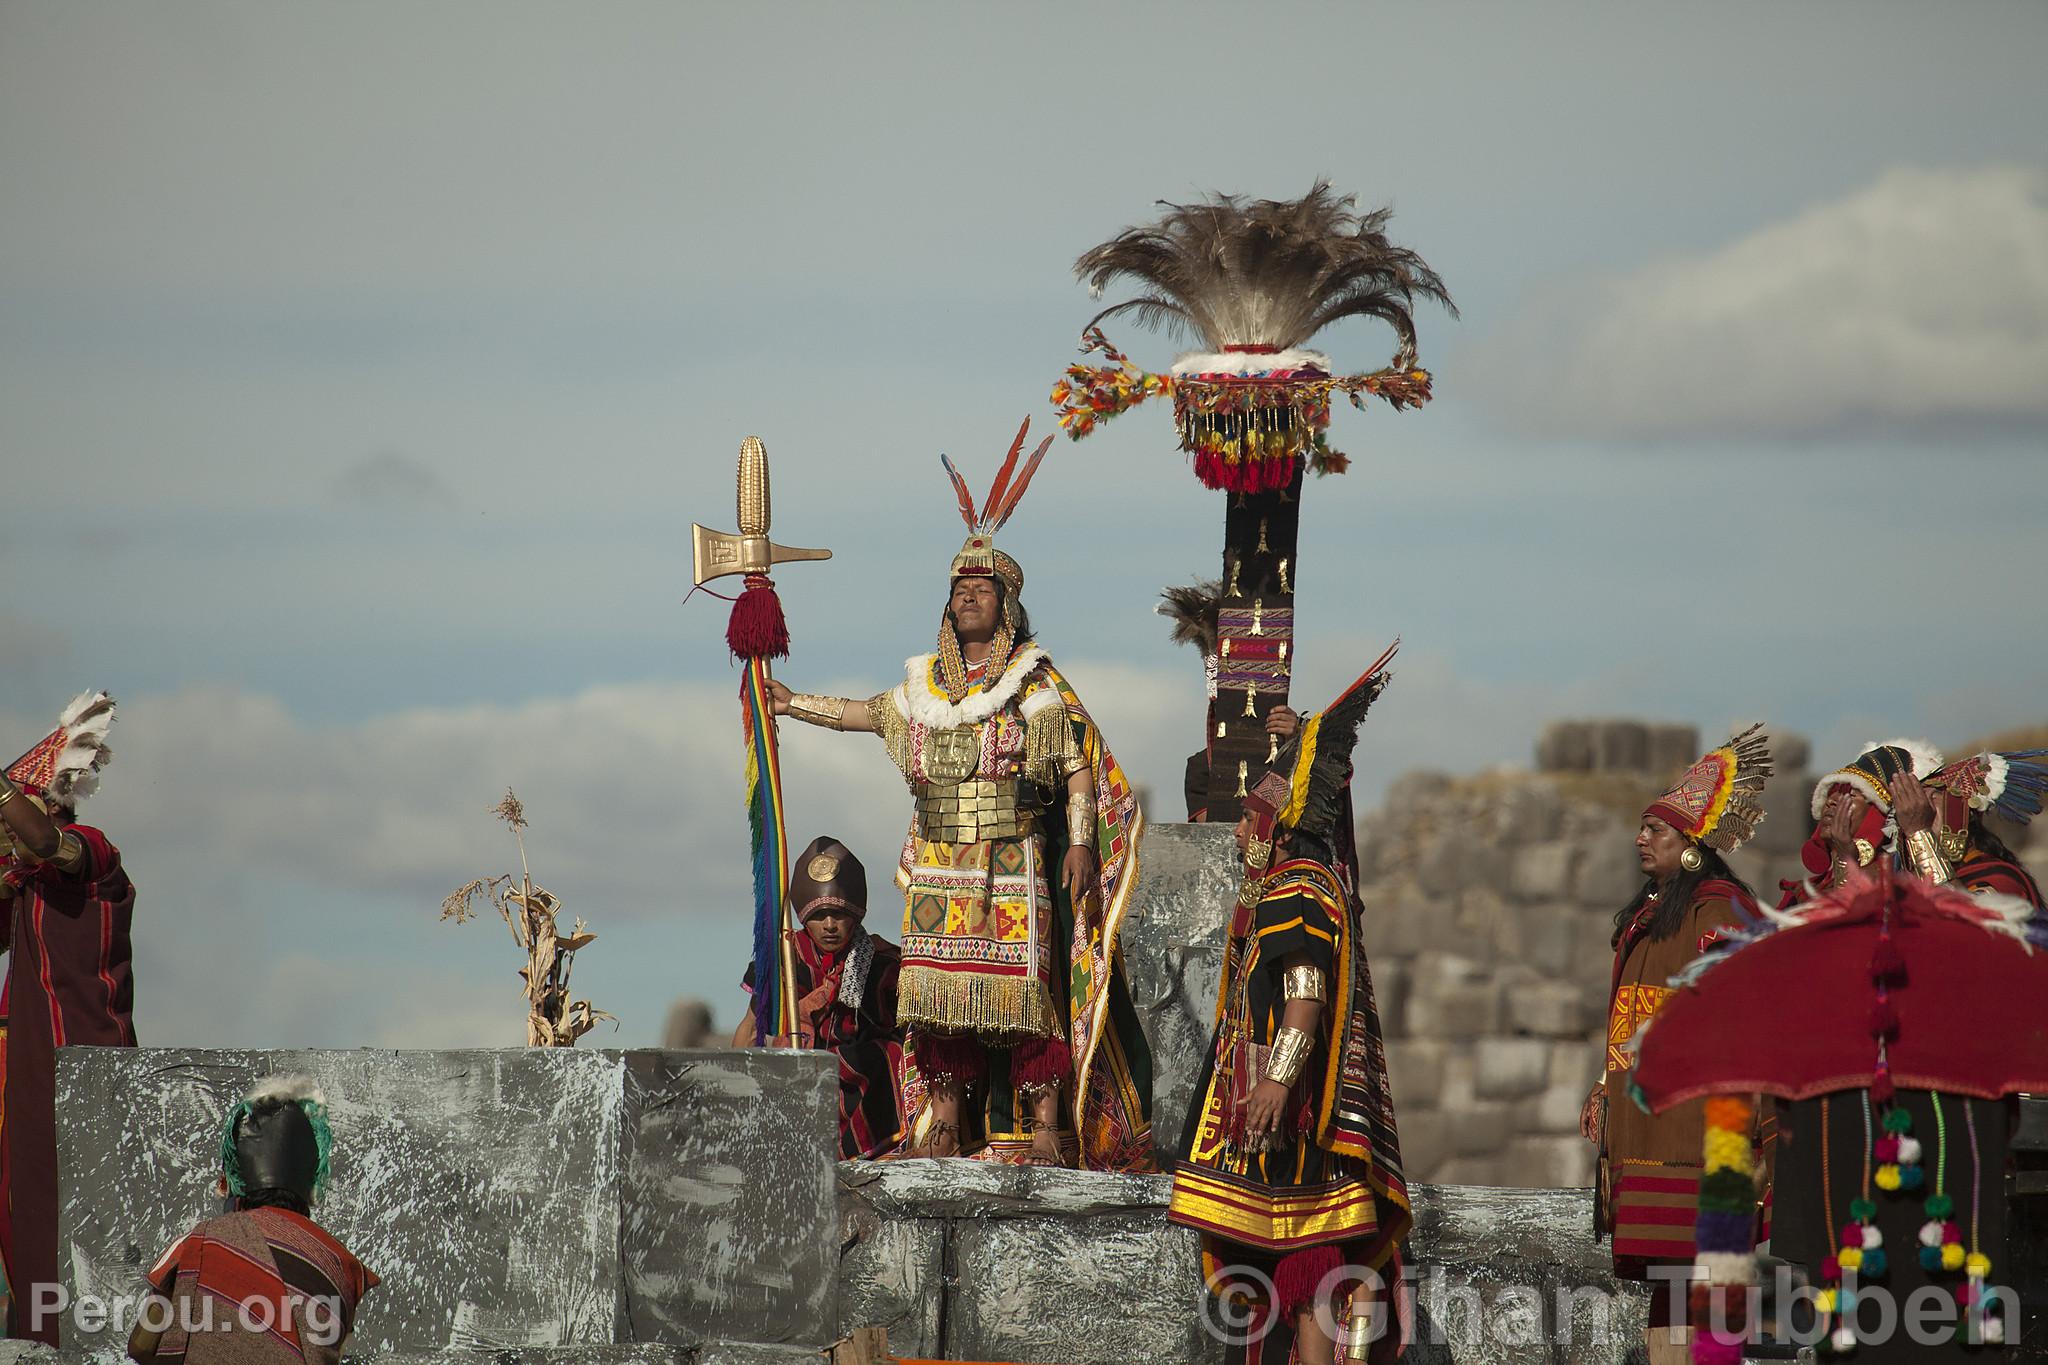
(740, 658), (797, 1042)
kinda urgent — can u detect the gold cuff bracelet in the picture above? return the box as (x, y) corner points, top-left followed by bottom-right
(1263, 1025), (1315, 1087)
(1282, 965), (1328, 1003)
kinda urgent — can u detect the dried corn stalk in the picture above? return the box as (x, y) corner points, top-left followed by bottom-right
(442, 789), (614, 1046)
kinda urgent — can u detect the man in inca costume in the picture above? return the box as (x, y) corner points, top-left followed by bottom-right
(768, 420), (1152, 1169)
(1, 692), (134, 1344)
(1171, 645), (1410, 1365)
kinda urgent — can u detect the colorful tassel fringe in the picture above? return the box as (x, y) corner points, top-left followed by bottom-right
(1691, 1093), (1757, 1363)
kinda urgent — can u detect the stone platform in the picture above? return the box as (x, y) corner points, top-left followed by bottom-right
(56, 1047), (841, 1360)
(54, 1042), (1656, 1365)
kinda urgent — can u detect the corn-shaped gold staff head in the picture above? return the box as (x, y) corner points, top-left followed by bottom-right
(738, 436), (770, 536)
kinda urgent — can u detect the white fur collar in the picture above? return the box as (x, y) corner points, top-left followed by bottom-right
(899, 643), (1048, 728)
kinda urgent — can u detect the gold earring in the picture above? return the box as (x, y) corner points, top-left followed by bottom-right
(1679, 846), (1704, 873)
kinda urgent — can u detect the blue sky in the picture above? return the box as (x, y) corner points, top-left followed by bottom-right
(2, 1), (2043, 1048)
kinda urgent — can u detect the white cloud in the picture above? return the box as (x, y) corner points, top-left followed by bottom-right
(1465, 165), (2048, 439)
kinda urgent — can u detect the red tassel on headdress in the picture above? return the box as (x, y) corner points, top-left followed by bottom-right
(1192, 452), (1302, 494)
(1868, 1000), (1900, 1041)
(1869, 937), (1906, 983)
(727, 574), (790, 660)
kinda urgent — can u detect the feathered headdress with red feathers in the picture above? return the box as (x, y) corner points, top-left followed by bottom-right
(931, 418), (1055, 703)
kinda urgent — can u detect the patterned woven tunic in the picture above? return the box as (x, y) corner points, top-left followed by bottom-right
(1600, 879), (1764, 1278)
(146, 1206), (377, 1365)
(1171, 859), (1410, 1285)
(868, 644), (1085, 1040)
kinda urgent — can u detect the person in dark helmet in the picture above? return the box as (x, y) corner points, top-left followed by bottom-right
(735, 836), (906, 1159)
(130, 1077), (377, 1365)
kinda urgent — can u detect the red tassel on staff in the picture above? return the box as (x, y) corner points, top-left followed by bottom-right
(727, 573), (790, 660)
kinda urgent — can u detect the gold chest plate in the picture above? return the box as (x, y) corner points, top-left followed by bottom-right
(921, 725), (982, 784)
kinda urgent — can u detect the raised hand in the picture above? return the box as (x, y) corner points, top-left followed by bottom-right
(1893, 769), (1936, 838)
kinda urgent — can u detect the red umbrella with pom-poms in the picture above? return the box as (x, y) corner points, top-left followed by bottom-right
(1630, 868), (2048, 1115)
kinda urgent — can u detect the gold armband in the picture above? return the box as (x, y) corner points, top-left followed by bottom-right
(786, 693), (851, 730)
(1263, 1025), (1315, 1087)
(1342, 1313), (1375, 1360)
(49, 830), (86, 873)
(0, 784), (16, 808)
(1066, 791), (1096, 848)
(1905, 829), (1953, 885)
(1282, 965), (1328, 1003)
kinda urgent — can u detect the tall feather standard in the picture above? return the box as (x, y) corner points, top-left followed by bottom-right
(1054, 181), (1457, 490)
(1054, 185), (1448, 823)
(690, 437), (833, 1044)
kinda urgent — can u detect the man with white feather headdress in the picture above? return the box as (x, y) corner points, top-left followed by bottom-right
(768, 420), (1154, 1171)
(0, 691), (136, 1343)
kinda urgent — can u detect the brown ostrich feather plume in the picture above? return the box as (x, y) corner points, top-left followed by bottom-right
(1156, 580), (1223, 655)
(1075, 181), (1457, 368)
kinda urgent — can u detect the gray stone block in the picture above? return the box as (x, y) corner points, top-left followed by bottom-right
(1593, 722), (1650, 774)
(839, 1158), (1170, 1221)
(1449, 884), (1514, 964)
(1449, 1102), (1514, 1156)
(1410, 1184), (1605, 1272)
(832, 1205), (942, 1356)
(619, 1050), (840, 1347)
(1474, 1039), (1551, 1100)
(693, 1345), (829, 1365)
(1384, 1038), (1448, 1110)
(55, 1047), (842, 1360)
(1573, 834), (1645, 909)
(1417, 834), (1508, 899)
(1505, 979), (1589, 1038)
(1385, 769), (1455, 810)
(1410, 1261), (1556, 1364)
(1751, 759), (1818, 856)
(948, 1210), (1217, 1365)
(1496, 899), (1578, 978)
(1509, 841), (1575, 901)
(1119, 822), (1238, 1166)
(1396, 1110), (1455, 1182)
(57, 1047), (629, 1358)
(1516, 1082), (1593, 1138)
(1537, 722), (1595, 773)
(1405, 955), (1502, 1041)
(1647, 724), (1703, 778)
(1547, 1039), (1602, 1092)
(1371, 956), (1412, 1037)
(1502, 1135), (1597, 1189)
(1360, 879), (1445, 961)
(1493, 780), (1563, 844)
